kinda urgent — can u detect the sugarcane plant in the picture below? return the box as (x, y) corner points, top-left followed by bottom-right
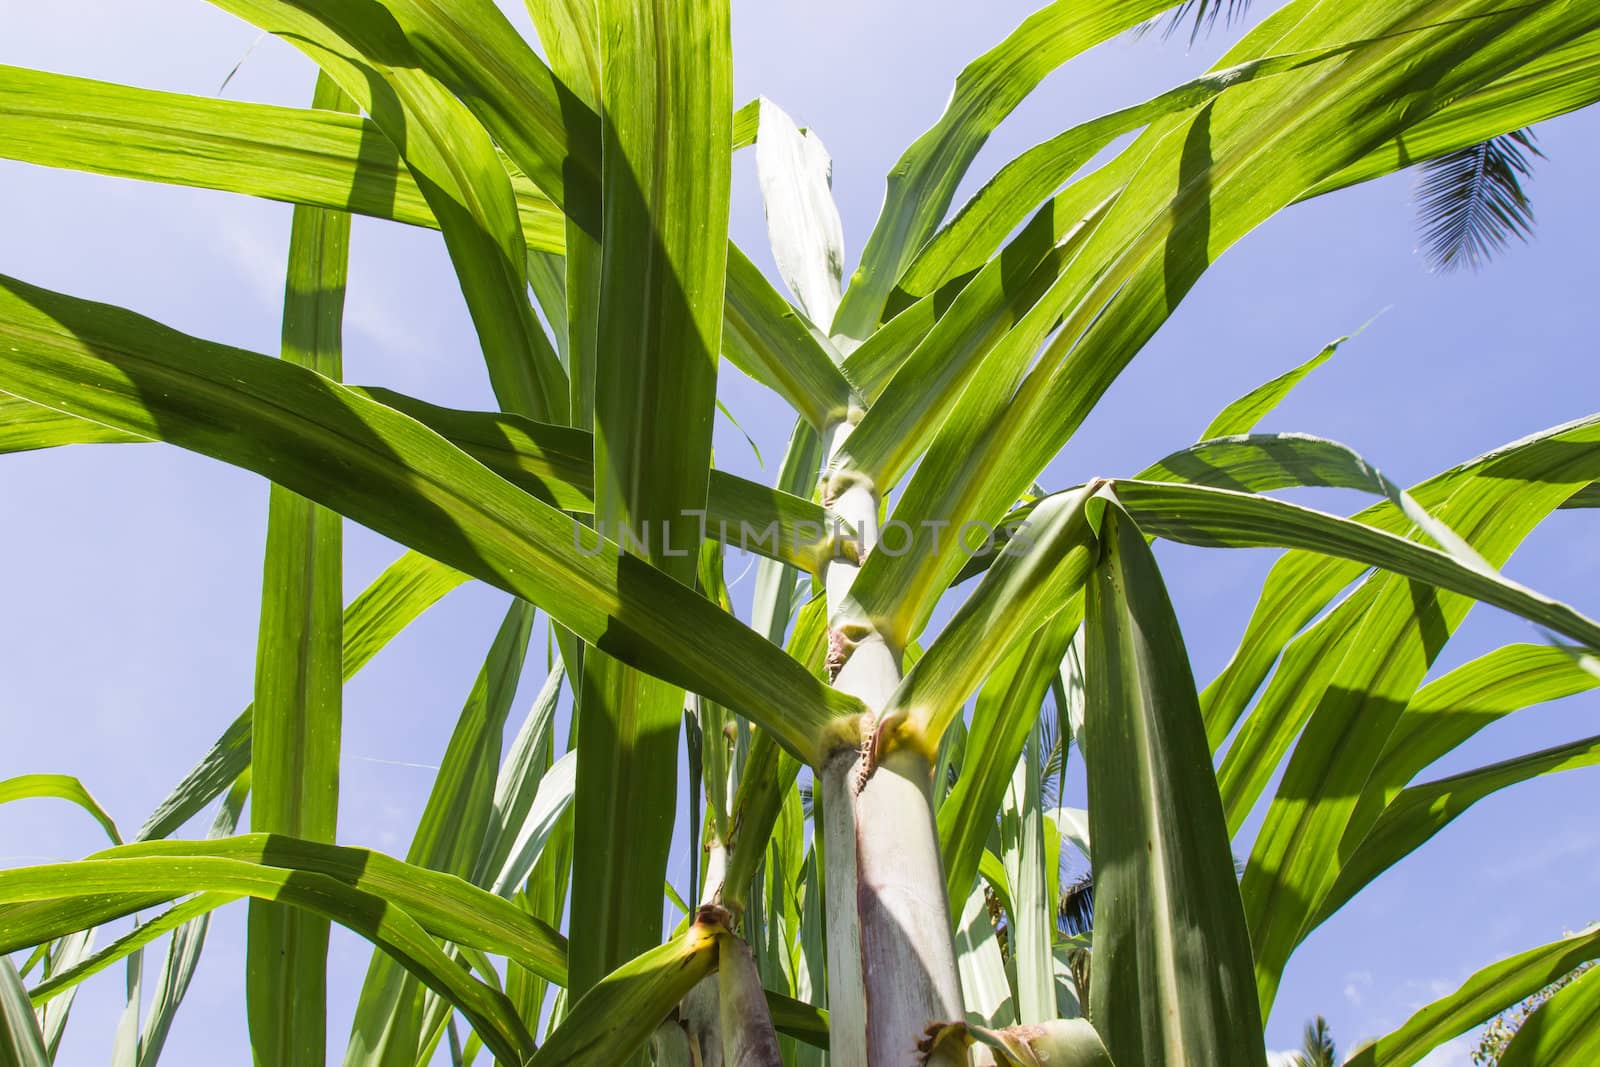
(3, 0), (1600, 1064)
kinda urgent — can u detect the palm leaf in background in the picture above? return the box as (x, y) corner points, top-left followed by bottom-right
(1144, 0), (1257, 43)
(1416, 129), (1544, 271)
(1149, 0), (1546, 272)
(1296, 1015), (1338, 1067)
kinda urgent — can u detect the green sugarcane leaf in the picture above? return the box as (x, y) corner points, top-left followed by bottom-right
(1180, 430), (1600, 1011)
(766, 987), (828, 1049)
(1136, 433), (1489, 566)
(530, 914), (725, 1065)
(900, 41), (1364, 299)
(136, 775), (250, 1067)
(0, 66), (569, 247)
(939, 610), (1081, 911)
(571, 0), (734, 1004)
(1110, 480), (1600, 650)
(1314, 26), (1600, 199)
(345, 599), (534, 1066)
(1083, 497), (1265, 1067)
(953, 872), (1016, 1030)
(837, 197), (1112, 493)
(1345, 925), (1600, 1067)
(472, 666), (565, 891)
(749, 424), (827, 648)
(1203, 415), (1600, 754)
(0, 837), (565, 987)
(1143, 450), (1599, 861)
(889, 483), (1098, 743)
(723, 248), (857, 430)
(0, 957), (48, 1067)
(722, 731), (802, 918)
(789, 852), (829, 1064)
(201, 0), (567, 423)
(1000, 733), (1053, 1025)
(0, 65), (860, 435)
(27, 896), (234, 1009)
(720, 587), (832, 914)
(830, 0), (1177, 342)
(3, 385), (849, 576)
(0, 775), (122, 846)
(1361, 644), (1600, 817)
(30, 933), (108, 1058)
(1313, 732), (1600, 936)
(1216, 578), (1383, 836)
(836, 289), (941, 405)
(1201, 336), (1344, 439)
(245, 72), (353, 1067)
(1497, 963), (1600, 1066)
(29, 777), (246, 1023)
(587, 0), (729, 579)
(841, 0), (1600, 656)
(0, 275), (858, 765)
(486, 751), (576, 899)
(330, 0), (593, 212)
(0, 850), (535, 1064)
(522, 0), (602, 426)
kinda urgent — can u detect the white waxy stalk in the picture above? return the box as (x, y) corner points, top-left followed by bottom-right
(819, 418), (965, 1067)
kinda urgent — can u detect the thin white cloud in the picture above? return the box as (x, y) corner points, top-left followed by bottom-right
(214, 211), (427, 357)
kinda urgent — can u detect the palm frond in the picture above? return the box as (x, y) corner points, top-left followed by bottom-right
(1140, 0), (1256, 44)
(1057, 871), (1097, 938)
(1298, 1014), (1337, 1067)
(1035, 695), (1066, 810)
(1416, 130), (1543, 272)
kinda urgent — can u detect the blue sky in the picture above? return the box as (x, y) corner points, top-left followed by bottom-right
(3, 2), (1598, 1064)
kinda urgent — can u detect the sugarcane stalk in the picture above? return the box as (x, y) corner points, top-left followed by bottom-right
(718, 935), (784, 1066)
(682, 840), (729, 1067)
(819, 418), (965, 1066)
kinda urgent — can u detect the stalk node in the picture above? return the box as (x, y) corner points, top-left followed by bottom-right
(821, 465), (876, 509)
(826, 627), (857, 681)
(855, 708), (909, 792)
(693, 903), (733, 933)
(917, 1021), (972, 1064)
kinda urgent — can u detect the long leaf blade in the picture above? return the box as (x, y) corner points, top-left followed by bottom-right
(829, 0), (1176, 342)
(1497, 963), (1600, 1066)
(0, 275), (858, 765)
(345, 600), (534, 1065)
(0, 957), (48, 1067)
(531, 913), (726, 1065)
(570, 0), (734, 1003)
(246, 71), (353, 1067)
(0, 775), (122, 846)
(1083, 498), (1265, 1066)
(1346, 925), (1600, 1067)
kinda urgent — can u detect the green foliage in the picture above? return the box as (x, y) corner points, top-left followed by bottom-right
(2, 1), (1599, 1064)
(1474, 960), (1596, 1065)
